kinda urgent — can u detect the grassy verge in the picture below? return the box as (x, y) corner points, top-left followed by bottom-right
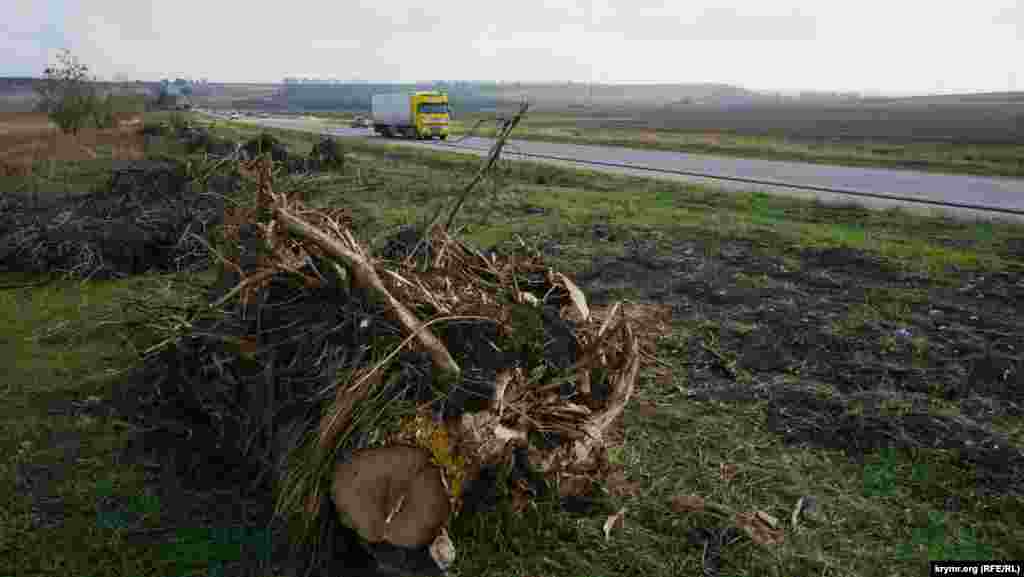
(3, 112), (1023, 576)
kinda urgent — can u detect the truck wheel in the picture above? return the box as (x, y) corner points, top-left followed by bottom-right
(439, 135), (447, 141)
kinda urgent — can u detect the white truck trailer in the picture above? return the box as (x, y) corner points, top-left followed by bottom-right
(371, 91), (450, 140)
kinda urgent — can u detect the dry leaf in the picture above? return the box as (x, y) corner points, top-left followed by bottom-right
(558, 474), (592, 498)
(493, 424), (527, 443)
(755, 510), (779, 528)
(603, 507), (626, 541)
(577, 367), (592, 396)
(518, 291), (540, 306)
(459, 411), (495, 443)
(734, 511), (785, 546)
(633, 400), (659, 418)
(606, 469), (641, 498)
(493, 369), (514, 415)
(670, 494), (706, 514)
(719, 463), (739, 484)
(555, 272), (590, 322)
(596, 302), (622, 339)
(510, 483), (532, 513)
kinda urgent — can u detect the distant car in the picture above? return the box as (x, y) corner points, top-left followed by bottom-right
(229, 112), (240, 120)
(351, 116), (370, 128)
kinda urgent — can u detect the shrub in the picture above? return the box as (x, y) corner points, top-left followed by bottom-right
(34, 49), (99, 135)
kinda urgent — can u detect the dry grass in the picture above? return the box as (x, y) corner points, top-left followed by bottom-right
(0, 112), (145, 176)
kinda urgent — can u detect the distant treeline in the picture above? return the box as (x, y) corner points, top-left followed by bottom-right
(277, 83), (502, 113)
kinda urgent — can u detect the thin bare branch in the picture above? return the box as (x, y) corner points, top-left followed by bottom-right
(443, 101), (530, 232)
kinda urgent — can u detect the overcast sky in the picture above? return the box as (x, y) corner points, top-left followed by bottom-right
(4, 0), (1021, 95)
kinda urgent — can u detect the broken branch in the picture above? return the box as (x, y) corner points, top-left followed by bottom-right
(274, 206), (460, 379)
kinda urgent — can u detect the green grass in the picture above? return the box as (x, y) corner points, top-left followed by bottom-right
(3, 111), (1023, 576)
(0, 157), (121, 195)
(438, 111), (1024, 178)
(1, 275), (176, 576)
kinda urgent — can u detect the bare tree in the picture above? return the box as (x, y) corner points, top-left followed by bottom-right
(34, 49), (99, 135)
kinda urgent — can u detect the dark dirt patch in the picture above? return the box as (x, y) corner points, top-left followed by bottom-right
(13, 424), (94, 531)
(1004, 237), (1024, 259)
(762, 388), (1024, 498)
(565, 227), (1024, 497)
(112, 433), (294, 577)
(799, 246), (910, 285)
(14, 462), (69, 531)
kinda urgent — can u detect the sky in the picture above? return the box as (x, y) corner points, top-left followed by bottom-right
(3, 0), (1021, 96)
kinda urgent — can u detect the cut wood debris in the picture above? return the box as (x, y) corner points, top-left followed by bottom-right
(111, 102), (643, 575)
(718, 462), (739, 484)
(734, 510), (785, 546)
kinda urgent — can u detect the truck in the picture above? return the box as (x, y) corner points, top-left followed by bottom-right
(371, 91), (450, 140)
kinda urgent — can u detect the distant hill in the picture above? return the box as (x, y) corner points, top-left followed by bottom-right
(859, 91), (1024, 105)
(0, 77), (43, 111)
(235, 81), (776, 113)
(0, 77), (161, 111)
(491, 82), (769, 109)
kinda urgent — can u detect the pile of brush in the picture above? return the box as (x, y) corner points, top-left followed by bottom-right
(115, 104), (642, 576)
(0, 159), (224, 278)
(0, 128), (348, 280)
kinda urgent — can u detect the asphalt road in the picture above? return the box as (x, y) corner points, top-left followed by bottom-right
(214, 112), (1024, 223)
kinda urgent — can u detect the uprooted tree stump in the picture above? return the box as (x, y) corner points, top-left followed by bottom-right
(271, 156), (639, 573)
(116, 102), (641, 575)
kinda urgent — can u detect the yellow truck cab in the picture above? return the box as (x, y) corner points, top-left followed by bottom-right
(410, 91), (450, 140)
(371, 91), (451, 140)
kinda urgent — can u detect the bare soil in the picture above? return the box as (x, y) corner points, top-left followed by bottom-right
(0, 112), (144, 176)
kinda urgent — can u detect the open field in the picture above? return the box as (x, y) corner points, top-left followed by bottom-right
(0, 112), (146, 188)
(2, 111), (1023, 577)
